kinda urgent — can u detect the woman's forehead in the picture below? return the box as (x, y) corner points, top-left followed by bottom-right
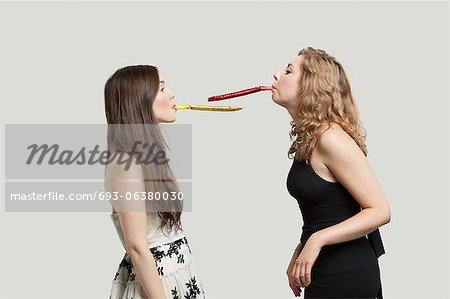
(291, 55), (303, 66)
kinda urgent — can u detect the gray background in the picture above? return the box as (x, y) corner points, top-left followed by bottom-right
(1, 1), (448, 298)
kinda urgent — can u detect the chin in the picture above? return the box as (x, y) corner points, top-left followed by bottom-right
(160, 118), (176, 123)
(272, 93), (288, 107)
(271, 95), (282, 106)
(166, 115), (177, 123)
(157, 111), (177, 123)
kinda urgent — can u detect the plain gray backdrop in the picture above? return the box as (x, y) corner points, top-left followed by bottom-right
(1, 1), (449, 298)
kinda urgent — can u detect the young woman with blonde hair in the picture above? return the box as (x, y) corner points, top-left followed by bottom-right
(272, 47), (390, 298)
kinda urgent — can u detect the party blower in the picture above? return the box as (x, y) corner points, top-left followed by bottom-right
(207, 86), (273, 102)
(174, 86), (273, 111)
(174, 104), (242, 112)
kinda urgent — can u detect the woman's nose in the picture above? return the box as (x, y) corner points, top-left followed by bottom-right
(273, 72), (279, 81)
(166, 88), (175, 100)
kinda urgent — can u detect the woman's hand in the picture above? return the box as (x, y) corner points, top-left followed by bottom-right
(287, 259), (302, 296)
(292, 234), (323, 288)
(287, 242), (303, 296)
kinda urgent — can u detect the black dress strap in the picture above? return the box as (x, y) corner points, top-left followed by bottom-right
(367, 228), (385, 258)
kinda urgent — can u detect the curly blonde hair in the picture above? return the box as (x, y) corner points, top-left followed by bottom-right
(289, 47), (367, 160)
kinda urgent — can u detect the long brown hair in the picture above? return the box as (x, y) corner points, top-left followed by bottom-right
(104, 65), (182, 231)
(289, 47), (367, 160)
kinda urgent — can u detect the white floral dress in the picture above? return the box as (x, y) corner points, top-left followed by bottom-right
(108, 212), (206, 299)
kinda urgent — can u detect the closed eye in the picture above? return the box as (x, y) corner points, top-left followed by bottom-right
(285, 63), (293, 75)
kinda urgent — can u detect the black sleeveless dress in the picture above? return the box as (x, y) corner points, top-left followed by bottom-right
(287, 158), (385, 298)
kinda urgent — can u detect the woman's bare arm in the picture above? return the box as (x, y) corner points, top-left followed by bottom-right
(107, 160), (167, 299)
(312, 125), (391, 247)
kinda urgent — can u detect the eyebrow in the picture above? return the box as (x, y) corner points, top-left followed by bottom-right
(159, 80), (165, 84)
(286, 63), (293, 68)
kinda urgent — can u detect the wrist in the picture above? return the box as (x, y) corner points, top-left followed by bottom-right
(311, 231), (326, 248)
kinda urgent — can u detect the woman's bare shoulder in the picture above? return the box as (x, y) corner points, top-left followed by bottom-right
(317, 123), (356, 154)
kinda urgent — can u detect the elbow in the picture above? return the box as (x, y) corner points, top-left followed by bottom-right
(381, 208), (391, 225)
(382, 214), (391, 226)
(371, 201), (391, 226)
(370, 206), (391, 227)
(127, 243), (149, 257)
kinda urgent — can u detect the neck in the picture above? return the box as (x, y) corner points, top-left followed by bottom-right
(286, 106), (297, 123)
